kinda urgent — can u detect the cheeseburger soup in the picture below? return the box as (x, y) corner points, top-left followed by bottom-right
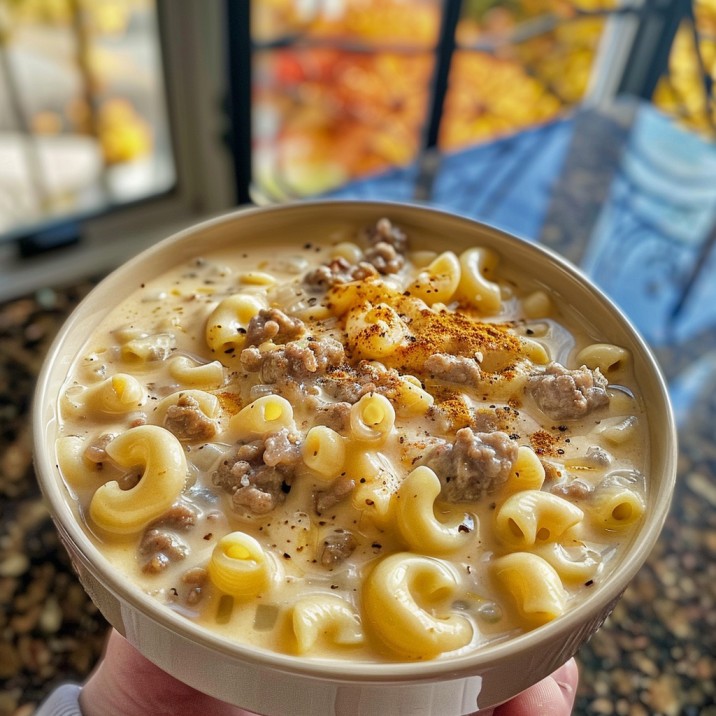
(56, 218), (647, 661)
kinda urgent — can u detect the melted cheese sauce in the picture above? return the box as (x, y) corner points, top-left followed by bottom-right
(56, 228), (648, 662)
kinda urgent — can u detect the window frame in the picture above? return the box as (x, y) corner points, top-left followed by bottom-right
(0, 0), (237, 302)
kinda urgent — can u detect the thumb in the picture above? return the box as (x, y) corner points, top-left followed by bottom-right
(492, 658), (579, 716)
(80, 630), (255, 716)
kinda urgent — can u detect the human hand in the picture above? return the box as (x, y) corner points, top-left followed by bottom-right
(79, 629), (253, 716)
(79, 629), (578, 716)
(479, 658), (578, 716)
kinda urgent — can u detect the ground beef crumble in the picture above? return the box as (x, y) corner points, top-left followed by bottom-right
(422, 428), (518, 502)
(245, 308), (306, 346)
(163, 393), (217, 442)
(240, 337), (346, 384)
(319, 529), (358, 568)
(83, 433), (115, 464)
(302, 217), (408, 290)
(362, 217), (409, 253)
(313, 401), (352, 431)
(314, 476), (355, 515)
(138, 504), (198, 574)
(212, 430), (301, 515)
(303, 258), (378, 291)
(424, 353), (482, 385)
(551, 479), (593, 500)
(526, 362), (609, 420)
(363, 241), (405, 274)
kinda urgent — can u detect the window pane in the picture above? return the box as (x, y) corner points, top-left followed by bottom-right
(251, 0), (440, 200)
(0, 0), (175, 240)
(441, 1), (614, 150)
(252, 0), (441, 47)
(653, 1), (716, 136)
(254, 47), (434, 198)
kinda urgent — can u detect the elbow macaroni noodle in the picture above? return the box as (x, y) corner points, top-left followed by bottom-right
(61, 373), (146, 418)
(492, 552), (568, 626)
(302, 426), (346, 479)
(499, 446), (546, 498)
(168, 356), (225, 390)
(405, 251), (461, 305)
(456, 247), (502, 314)
(54, 218), (649, 662)
(291, 594), (364, 654)
(206, 294), (265, 355)
(349, 393), (395, 443)
(229, 395), (295, 439)
(208, 532), (274, 599)
(395, 467), (475, 554)
(495, 491), (585, 548)
(89, 425), (187, 535)
(363, 553), (473, 659)
(345, 302), (408, 359)
(576, 343), (630, 378)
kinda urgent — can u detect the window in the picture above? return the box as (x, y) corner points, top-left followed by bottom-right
(245, 0), (715, 202)
(2, 0), (711, 300)
(0, 1), (174, 240)
(249, 0), (441, 201)
(0, 0), (235, 301)
(653, 0), (716, 133)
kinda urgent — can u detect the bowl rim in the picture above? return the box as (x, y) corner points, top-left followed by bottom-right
(33, 198), (678, 683)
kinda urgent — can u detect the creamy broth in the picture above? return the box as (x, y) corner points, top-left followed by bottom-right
(56, 218), (648, 662)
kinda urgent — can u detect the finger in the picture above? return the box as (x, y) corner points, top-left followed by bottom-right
(80, 630), (257, 716)
(492, 658), (579, 716)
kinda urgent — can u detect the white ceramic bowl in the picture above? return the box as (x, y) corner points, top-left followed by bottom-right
(34, 200), (677, 715)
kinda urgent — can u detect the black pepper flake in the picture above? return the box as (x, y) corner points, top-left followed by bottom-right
(330, 584), (339, 589)
(557, 448), (565, 455)
(585, 579), (594, 587)
(371, 542), (382, 550)
(203, 533), (213, 540)
(283, 553), (291, 560)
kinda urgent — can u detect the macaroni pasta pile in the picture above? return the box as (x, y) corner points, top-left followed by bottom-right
(56, 217), (647, 661)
